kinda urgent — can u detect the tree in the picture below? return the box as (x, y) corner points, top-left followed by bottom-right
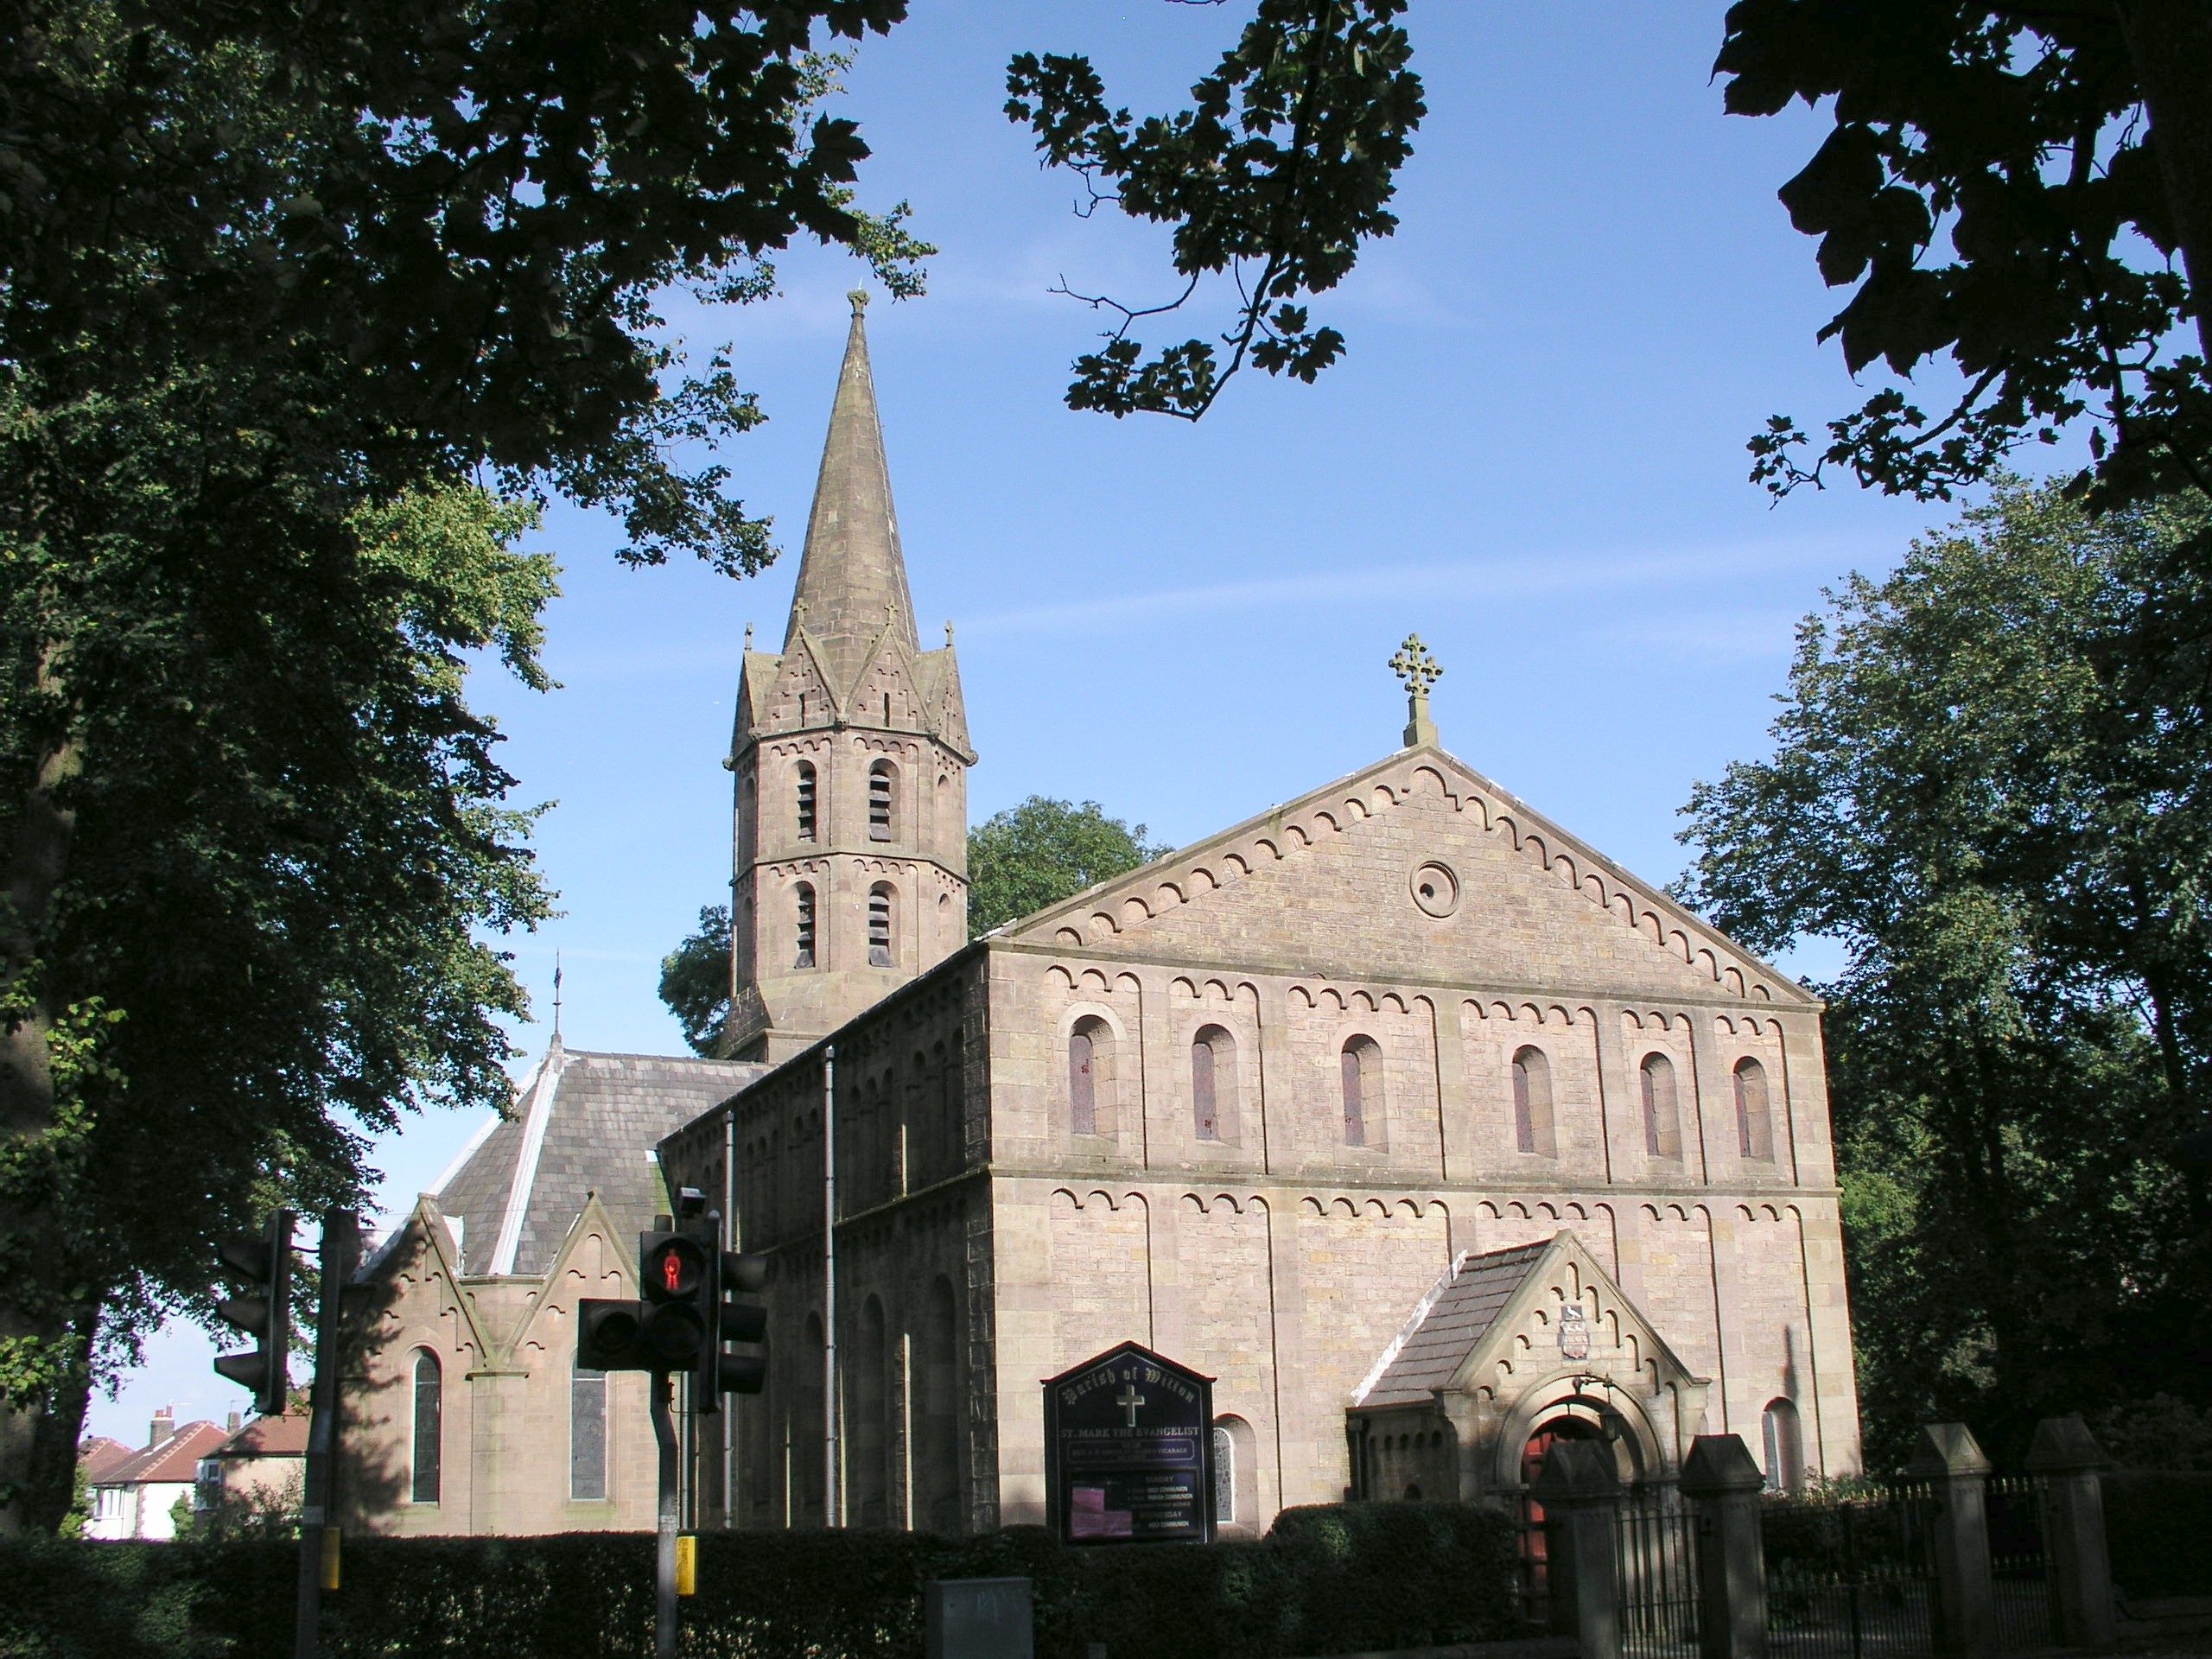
(1715, 2), (2212, 508)
(0, 474), (556, 1529)
(967, 798), (1173, 938)
(657, 798), (1169, 1054)
(1675, 478), (2212, 1461)
(661, 906), (734, 1060)
(0, 0), (931, 1529)
(1005, 0), (1425, 419)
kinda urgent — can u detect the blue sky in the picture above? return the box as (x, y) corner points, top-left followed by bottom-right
(93, 2), (1986, 1443)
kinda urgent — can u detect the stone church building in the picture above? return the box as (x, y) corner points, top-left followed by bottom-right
(344, 294), (1860, 1538)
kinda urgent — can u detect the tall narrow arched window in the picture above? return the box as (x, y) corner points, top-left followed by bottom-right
(1069, 1022), (1098, 1136)
(410, 1350), (442, 1504)
(1735, 1057), (1774, 1161)
(1762, 1398), (1804, 1492)
(1192, 1027), (1231, 1141)
(794, 760), (817, 842)
(868, 882), (895, 967)
(1511, 1046), (1555, 1156)
(868, 760), (896, 842)
(1640, 1052), (1682, 1160)
(793, 881), (817, 969)
(570, 1345), (607, 1501)
(1341, 1037), (1380, 1147)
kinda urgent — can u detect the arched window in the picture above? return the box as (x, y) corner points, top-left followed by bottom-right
(1639, 1052), (1681, 1160)
(410, 1350), (442, 1504)
(1762, 1398), (1804, 1492)
(794, 760), (817, 842)
(794, 881), (817, 969)
(868, 760), (896, 842)
(1069, 1021), (1100, 1136)
(868, 882), (895, 967)
(1341, 1037), (1380, 1147)
(1511, 1047), (1555, 1156)
(1192, 1026), (1232, 1141)
(1735, 1057), (1774, 1161)
(570, 1345), (606, 1502)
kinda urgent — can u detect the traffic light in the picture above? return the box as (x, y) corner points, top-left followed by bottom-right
(698, 1224), (769, 1408)
(639, 1222), (711, 1370)
(213, 1210), (293, 1414)
(577, 1296), (652, 1371)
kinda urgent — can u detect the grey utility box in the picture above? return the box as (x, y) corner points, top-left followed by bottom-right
(925, 1577), (1034, 1659)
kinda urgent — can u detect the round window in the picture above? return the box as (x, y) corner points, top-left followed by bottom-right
(1411, 861), (1459, 918)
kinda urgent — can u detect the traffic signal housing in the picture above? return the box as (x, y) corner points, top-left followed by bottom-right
(698, 1233), (769, 1408)
(639, 1224), (711, 1370)
(213, 1210), (293, 1415)
(577, 1297), (652, 1371)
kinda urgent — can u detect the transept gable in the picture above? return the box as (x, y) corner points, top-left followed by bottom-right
(1001, 746), (1812, 1007)
(354, 1195), (498, 1372)
(508, 1191), (632, 1370)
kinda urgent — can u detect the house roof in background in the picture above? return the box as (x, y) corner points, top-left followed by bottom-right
(214, 1414), (309, 1458)
(95, 1421), (227, 1487)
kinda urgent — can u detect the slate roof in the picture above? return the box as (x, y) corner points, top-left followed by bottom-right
(96, 1421), (227, 1486)
(433, 1040), (768, 1278)
(1353, 1240), (1557, 1408)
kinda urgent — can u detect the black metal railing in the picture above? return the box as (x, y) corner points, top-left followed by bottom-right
(1764, 1481), (1939, 1659)
(1616, 1488), (1701, 1659)
(1986, 1474), (2056, 1652)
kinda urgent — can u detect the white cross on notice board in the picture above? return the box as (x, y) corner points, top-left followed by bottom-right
(1116, 1382), (1146, 1427)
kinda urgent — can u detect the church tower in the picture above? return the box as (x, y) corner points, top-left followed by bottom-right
(723, 293), (974, 1062)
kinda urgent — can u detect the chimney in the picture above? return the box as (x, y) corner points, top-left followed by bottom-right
(226, 1412), (240, 1433)
(149, 1408), (173, 1449)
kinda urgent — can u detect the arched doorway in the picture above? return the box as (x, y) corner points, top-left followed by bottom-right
(1516, 1415), (1605, 1622)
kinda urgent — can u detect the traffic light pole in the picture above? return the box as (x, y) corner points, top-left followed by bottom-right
(295, 1209), (358, 1659)
(652, 1370), (680, 1659)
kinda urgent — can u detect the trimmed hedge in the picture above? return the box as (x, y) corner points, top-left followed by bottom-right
(0, 1504), (1529, 1659)
(2102, 1470), (2212, 1598)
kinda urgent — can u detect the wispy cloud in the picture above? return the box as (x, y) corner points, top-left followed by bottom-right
(957, 535), (1879, 642)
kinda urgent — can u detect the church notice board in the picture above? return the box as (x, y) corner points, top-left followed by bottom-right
(1044, 1341), (1215, 1545)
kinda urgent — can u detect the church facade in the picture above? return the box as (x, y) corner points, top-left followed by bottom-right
(338, 292), (1860, 1539)
(656, 296), (1863, 1536)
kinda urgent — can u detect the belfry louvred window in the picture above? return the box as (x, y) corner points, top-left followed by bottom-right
(868, 761), (895, 842)
(794, 882), (817, 969)
(795, 761), (817, 842)
(868, 883), (894, 967)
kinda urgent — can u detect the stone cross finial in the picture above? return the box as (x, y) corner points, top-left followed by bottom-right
(848, 288), (869, 315)
(1390, 633), (1443, 748)
(743, 622), (753, 652)
(944, 620), (955, 647)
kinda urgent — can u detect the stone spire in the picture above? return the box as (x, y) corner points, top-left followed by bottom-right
(785, 290), (918, 681)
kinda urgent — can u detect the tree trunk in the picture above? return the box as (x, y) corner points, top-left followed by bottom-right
(0, 696), (82, 1535)
(2119, 0), (2212, 363)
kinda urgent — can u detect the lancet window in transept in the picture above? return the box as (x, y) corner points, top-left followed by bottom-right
(410, 1350), (442, 1504)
